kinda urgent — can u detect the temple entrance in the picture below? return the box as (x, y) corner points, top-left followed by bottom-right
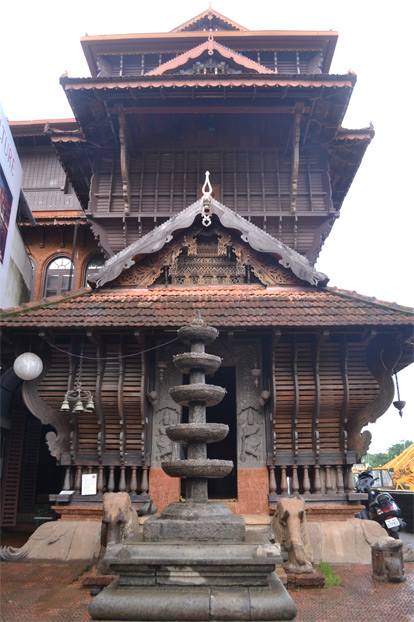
(206, 366), (237, 499)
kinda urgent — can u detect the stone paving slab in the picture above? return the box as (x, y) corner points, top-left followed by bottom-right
(1, 561), (413, 621)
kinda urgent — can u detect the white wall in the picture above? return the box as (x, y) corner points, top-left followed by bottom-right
(0, 102), (32, 308)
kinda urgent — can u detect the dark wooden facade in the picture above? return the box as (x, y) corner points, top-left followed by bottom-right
(1, 8), (412, 523)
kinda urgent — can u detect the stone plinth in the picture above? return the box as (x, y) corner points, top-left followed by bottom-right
(89, 532), (296, 622)
(143, 502), (245, 542)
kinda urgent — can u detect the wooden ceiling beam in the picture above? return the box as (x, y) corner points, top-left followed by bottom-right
(289, 103), (304, 215)
(116, 105), (132, 217)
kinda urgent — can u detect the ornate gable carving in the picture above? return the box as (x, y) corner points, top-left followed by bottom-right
(111, 223), (303, 288)
(147, 34), (274, 77)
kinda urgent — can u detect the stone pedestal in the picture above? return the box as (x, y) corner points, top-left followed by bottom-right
(89, 532), (296, 621)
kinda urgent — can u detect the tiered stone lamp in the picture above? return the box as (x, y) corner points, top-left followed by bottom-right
(89, 313), (296, 622)
(143, 310), (245, 542)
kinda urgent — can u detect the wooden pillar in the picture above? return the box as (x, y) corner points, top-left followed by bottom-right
(346, 467), (355, 492)
(119, 466), (126, 492)
(336, 465), (344, 493)
(280, 466), (288, 494)
(325, 465), (333, 493)
(97, 466), (105, 495)
(74, 466), (82, 495)
(292, 466), (300, 493)
(107, 466), (115, 492)
(130, 467), (138, 495)
(313, 465), (322, 494)
(141, 467), (149, 494)
(302, 466), (311, 494)
(63, 467), (72, 491)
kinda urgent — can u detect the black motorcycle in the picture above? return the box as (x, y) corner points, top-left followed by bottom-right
(354, 470), (406, 538)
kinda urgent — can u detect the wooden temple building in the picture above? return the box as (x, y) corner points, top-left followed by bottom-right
(1, 8), (413, 528)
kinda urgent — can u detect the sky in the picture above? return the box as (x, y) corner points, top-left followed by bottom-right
(1, 0), (413, 454)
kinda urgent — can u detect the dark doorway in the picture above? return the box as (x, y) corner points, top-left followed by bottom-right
(206, 366), (237, 499)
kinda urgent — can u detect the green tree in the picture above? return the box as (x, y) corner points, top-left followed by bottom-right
(386, 441), (412, 460)
(364, 440), (412, 468)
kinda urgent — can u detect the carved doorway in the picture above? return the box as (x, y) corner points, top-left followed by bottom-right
(206, 366), (237, 499)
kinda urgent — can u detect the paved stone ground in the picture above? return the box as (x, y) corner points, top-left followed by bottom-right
(1, 561), (413, 622)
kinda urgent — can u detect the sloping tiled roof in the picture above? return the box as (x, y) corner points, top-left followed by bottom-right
(1, 285), (412, 329)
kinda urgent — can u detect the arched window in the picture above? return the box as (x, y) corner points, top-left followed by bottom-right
(43, 256), (75, 297)
(84, 254), (105, 285)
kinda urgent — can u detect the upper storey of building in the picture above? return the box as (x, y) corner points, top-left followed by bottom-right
(48, 7), (373, 262)
(80, 8), (338, 78)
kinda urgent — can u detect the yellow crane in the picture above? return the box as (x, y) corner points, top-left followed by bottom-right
(372, 443), (414, 491)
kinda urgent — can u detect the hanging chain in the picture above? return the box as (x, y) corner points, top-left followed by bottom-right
(395, 371), (401, 401)
(74, 342), (84, 393)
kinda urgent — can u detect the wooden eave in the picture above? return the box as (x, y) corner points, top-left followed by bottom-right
(60, 73), (355, 147)
(329, 127), (375, 210)
(9, 119), (78, 137)
(49, 136), (93, 210)
(81, 30), (338, 77)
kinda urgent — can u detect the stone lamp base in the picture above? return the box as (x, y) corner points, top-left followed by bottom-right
(89, 531), (296, 621)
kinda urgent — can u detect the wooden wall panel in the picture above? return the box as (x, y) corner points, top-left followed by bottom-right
(318, 343), (342, 451)
(273, 342), (295, 454)
(347, 344), (380, 418)
(296, 343), (315, 452)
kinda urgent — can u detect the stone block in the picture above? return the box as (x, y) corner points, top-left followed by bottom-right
(307, 518), (387, 564)
(12, 520), (102, 561)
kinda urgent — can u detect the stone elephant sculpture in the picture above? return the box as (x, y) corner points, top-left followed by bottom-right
(269, 495), (313, 574)
(98, 492), (139, 573)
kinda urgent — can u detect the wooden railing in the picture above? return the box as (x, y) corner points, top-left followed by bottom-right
(61, 465), (150, 496)
(268, 464), (354, 496)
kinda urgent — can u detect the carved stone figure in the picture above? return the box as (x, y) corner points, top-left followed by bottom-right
(96, 55), (113, 78)
(240, 411), (262, 462)
(155, 410), (176, 462)
(269, 495), (313, 574)
(98, 492), (140, 573)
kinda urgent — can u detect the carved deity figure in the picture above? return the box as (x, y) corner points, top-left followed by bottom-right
(240, 411), (261, 462)
(155, 411), (175, 462)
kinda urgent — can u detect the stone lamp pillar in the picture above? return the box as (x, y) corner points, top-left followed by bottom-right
(143, 310), (245, 541)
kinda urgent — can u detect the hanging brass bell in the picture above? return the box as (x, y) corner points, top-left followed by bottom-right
(73, 399), (84, 413)
(60, 396), (70, 412)
(84, 396), (95, 412)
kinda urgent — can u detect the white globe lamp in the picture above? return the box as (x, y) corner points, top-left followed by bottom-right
(13, 353), (43, 381)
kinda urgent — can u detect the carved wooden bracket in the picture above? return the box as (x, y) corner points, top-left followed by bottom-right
(21, 347), (71, 459)
(346, 335), (402, 460)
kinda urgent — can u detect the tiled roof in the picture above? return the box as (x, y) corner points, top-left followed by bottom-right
(1, 286), (412, 329)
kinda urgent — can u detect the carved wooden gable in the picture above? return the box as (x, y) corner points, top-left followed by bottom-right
(111, 222), (303, 288)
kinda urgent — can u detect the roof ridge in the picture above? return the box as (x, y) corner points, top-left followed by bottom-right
(326, 286), (414, 315)
(171, 8), (248, 33)
(0, 287), (91, 317)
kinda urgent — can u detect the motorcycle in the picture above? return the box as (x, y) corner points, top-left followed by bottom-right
(354, 470), (406, 538)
